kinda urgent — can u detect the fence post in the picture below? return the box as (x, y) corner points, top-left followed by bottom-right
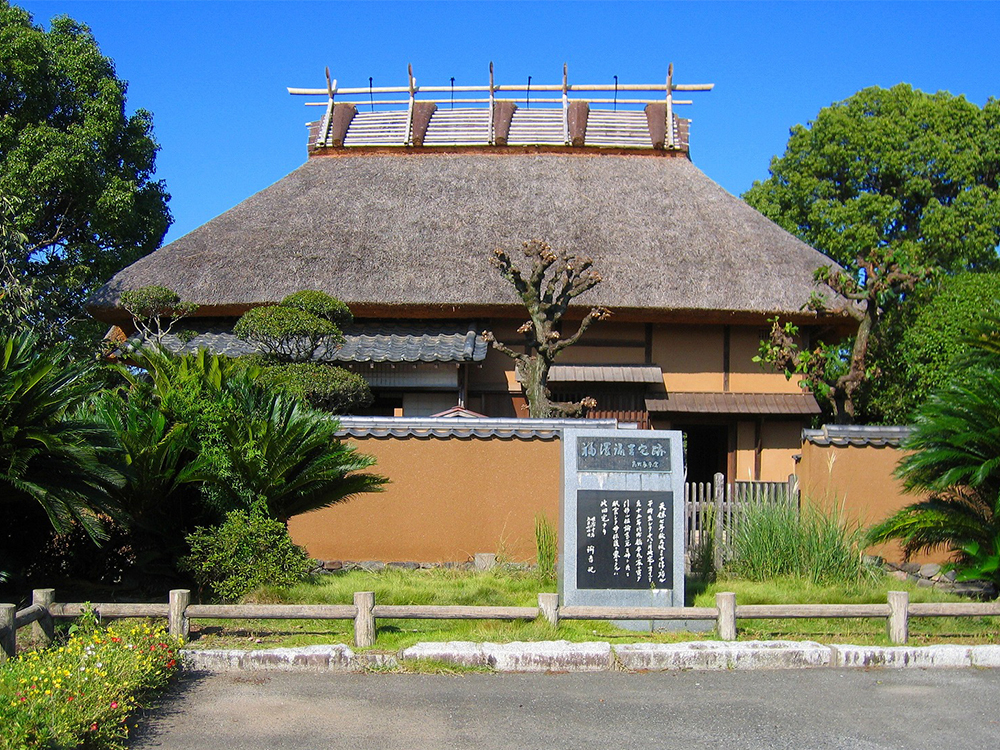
(712, 472), (725, 572)
(787, 473), (799, 509)
(0, 603), (15, 662)
(716, 591), (737, 641)
(354, 591), (376, 648)
(538, 592), (559, 627)
(168, 589), (191, 642)
(887, 590), (909, 645)
(31, 589), (55, 646)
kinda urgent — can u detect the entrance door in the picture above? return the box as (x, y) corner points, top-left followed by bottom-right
(676, 423), (729, 484)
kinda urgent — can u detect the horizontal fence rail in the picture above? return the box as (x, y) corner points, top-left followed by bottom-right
(3, 588), (998, 657)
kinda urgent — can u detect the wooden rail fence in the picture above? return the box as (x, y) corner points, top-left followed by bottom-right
(3, 588), (998, 659)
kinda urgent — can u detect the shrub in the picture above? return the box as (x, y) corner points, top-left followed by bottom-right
(281, 290), (353, 328)
(0, 618), (180, 750)
(233, 305), (341, 361)
(180, 507), (314, 601)
(254, 361), (372, 414)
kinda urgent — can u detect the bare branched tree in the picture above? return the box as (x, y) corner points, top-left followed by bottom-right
(484, 240), (610, 418)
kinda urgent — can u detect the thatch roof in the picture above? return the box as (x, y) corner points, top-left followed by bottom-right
(90, 151), (845, 324)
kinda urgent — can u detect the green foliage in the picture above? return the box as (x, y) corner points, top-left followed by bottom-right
(744, 85), (1000, 423)
(120, 285), (198, 344)
(234, 305), (341, 361)
(181, 506), (314, 601)
(84, 346), (384, 583)
(186, 390), (388, 522)
(254, 360), (372, 414)
(281, 290), (353, 328)
(0, 332), (122, 542)
(866, 364), (1000, 587)
(234, 290), (350, 362)
(727, 499), (875, 586)
(0, 4), (171, 348)
(872, 272), (1000, 422)
(534, 514), (557, 582)
(0, 620), (180, 750)
(744, 84), (1000, 274)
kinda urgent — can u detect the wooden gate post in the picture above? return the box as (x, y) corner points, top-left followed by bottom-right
(31, 589), (55, 646)
(354, 591), (376, 648)
(0, 603), (15, 663)
(712, 472), (725, 572)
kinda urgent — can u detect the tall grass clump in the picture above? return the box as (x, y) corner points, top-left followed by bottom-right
(534, 514), (558, 582)
(727, 496), (875, 586)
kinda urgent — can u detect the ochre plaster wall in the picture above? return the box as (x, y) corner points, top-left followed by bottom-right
(288, 436), (561, 563)
(798, 442), (949, 564)
(759, 421), (801, 483)
(653, 325), (725, 392)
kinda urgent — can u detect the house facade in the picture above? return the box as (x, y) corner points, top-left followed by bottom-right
(89, 67), (852, 484)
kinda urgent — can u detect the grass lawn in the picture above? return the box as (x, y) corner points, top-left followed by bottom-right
(183, 567), (1000, 651)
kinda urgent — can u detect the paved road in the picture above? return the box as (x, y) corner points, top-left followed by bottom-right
(132, 669), (1000, 750)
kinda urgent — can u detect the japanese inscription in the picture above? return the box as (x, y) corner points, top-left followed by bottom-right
(576, 489), (673, 590)
(576, 437), (671, 473)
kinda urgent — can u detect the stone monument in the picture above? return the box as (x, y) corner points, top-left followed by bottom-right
(560, 427), (685, 629)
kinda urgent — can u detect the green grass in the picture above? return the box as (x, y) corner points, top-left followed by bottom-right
(183, 567), (1000, 651)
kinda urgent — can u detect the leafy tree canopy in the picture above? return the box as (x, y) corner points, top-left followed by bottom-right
(745, 84), (1000, 274)
(745, 85), (1000, 423)
(0, 3), (171, 346)
(871, 272), (1000, 422)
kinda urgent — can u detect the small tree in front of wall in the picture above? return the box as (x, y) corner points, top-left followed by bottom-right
(120, 285), (199, 344)
(484, 239), (610, 418)
(234, 290), (372, 413)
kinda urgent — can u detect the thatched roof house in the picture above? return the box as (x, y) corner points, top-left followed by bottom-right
(89, 68), (850, 483)
(90, 153), (835, 324)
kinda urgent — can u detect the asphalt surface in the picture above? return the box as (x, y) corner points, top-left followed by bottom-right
(131, 668), (1000, 749)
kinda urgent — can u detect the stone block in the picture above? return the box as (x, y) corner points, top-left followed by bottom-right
(400, 641), (488, 667)
(832, 644), (972, 669)
(482, 641), (613, 672)
(970, 645), (1000, 668)
(918, 563), (942, 578)
(614, 641), (830, 672)
(474, 553), (497, 571)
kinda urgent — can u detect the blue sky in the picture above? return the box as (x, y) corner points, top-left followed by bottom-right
(17, 1), (1000, 245)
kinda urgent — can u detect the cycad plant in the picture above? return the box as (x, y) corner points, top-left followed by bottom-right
(0, 333), (122, 540)
(191, 391), (388, 523)
(867, 316), (1000, 587)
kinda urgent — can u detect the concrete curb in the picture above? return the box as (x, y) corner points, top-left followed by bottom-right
(181, 640), (1000, 673)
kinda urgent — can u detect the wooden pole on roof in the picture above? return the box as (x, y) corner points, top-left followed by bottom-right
(406, 63), (416, 146)
(562, 63), (570, 145)
(318, 66), (336, 148)
(666, 63), (676, 149)
(489, 62), (496, 145)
